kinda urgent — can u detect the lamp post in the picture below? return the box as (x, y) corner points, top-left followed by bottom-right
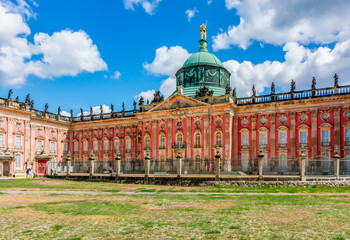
(257, 144), (264, 180)
(299, 144), (306, 181)
(333, 145), (341, 179)
(215, 144), (221, 180)
(177, 145), (183, 178)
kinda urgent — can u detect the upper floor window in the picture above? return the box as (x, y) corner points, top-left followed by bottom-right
(300, 131), (308, 145)
(36, 140), (42, 152)
(160, 135), (166, 149)
(63, 142), (67, 153)
(321, 130), (330, 144)
(104, 141), (109, 152)
(215, 132), (222, 147)
(0, 134), (3, 147)
(145, 136), (150, 149)
(15, 154), (21, 169)
(241, 134), (248, 146)
(50, 141), (55, 153)
(177, 133), (183, 147)
(93, 142), (98, 152)
(15, 135), (21, 148)
(115, 141), (119, 151)
(74, 142), (78, 153)
(195, 133), (201, 148)
(126, 139), (131, 152)
(345, 129), (350, 143)
(279, 132), (287, 145)
(260, 133), (267, 146)
(83, 142), (88, 152)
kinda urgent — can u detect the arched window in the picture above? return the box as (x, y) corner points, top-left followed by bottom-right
(195, 133), (201, 148)
(177, 133), (183, 147)
(195, 155), (201, 171)
(145, 136), (150, 149)
(215, 132), (222, 147)
(160, 135), (166, 149)
(160, 155), (165, 171)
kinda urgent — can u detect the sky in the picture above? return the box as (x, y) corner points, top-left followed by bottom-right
(1, 0), (350, 116)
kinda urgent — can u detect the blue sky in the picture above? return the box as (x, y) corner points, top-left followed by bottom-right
(1, 0), (350, 115)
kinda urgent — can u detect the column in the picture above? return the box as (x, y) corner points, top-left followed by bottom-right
(167, 119), (172, 159)
(224, 113), (233, 171)
(7, 118), (13, 149)
(120, 127), (125, 159)
(24, 120), (30, 168)
(311, 110), (318, 158)
(203, 116), (209, 158)
(137, 122), (143, 159)
(269, 114), (276, 159)
(186, 117), (192, 159)
(290, 112), (296, 159)
(152, 120), (157, 159)
(333, 107), (341, 149)
(132, 126), (137, 159)
(251, 115), (257, 158)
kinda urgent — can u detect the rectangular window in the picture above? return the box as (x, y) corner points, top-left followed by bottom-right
(321, 130), (330, 143)
(126, 140), (131, 151)
(83, 142), (88, 152)
(241, 153), (249, 172)
(279, 132), (287, 145)
(15, 136), (21, 148)
(63, 142), (67, 153)
(300, 131), (308, 144)
(115, 141), (119, 151)
(50, 142), (55, 152)
(345, 129), (350, 143)
(15, 154), (21, 169)
(0, 134), (4, 147)
(241, 134), (248, 146)
(36, 140), (42, 152)
(93, 142), (98, 152)
(74, 143), (78, 153)
(104, 141), (109, 152)
(260, 133), (267, 145)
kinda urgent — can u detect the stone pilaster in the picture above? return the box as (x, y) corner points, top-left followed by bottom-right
(167, 119), (173, 159)
(24, 120), (30, 167)
(186, 117), (191, 159)
(269, 113), (276, 159)
(233, 116), (238, 161)
(251, 115), (257, 158)
(333, 107), (341, 149)
(290, 112), (296, 159)
(120, 127), (125, 159)
(224, 112), (233, 170)
(203, 115), (210, 158)
(7, 118), (13, 150)
(132, 126), (137, 159)
(311, 110), (318, 158)
(137, 122), (143, 159)
(152, 120), (157, 159)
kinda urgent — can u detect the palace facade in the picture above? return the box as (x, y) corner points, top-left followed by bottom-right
(1, 26), (350, 175)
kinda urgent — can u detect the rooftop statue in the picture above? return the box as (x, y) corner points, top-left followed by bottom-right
(58, 106), (61, 115)
(25, 94), (30, 104)
(100, 105), (103, 114)
(225, 84), (232, 95)
(139, 96), (144, 106)
(44, 103), (48, 112)
(195, 85), (214, 97)
(152, 91), (164, 103)
(271, 82), (275, 94)
(8, 89), (13, 100)
(290, 80), (296, 93)
(70, 109), (73, 117)
(334, 73), (339, 87)
(252, 85), (256, 97)
(15, 96), (19, 102)
(312, 77), (316, 90)
(122, 102), (125, 112)
(200, 24), (206, 40)
(110, 104), (114, 113)
(232, 88), (237, 98)
(90, 106), (93, 115)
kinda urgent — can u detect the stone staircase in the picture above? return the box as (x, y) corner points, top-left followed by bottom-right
(14, 170), (26, 178)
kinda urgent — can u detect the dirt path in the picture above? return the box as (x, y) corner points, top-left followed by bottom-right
(1, 190), (350, 196)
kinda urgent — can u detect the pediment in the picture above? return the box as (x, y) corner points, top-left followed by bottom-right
(148, 93), (210, 112)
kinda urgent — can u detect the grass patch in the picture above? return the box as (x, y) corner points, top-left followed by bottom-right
(31, 200), (139, 216)
(51, 225), (64, 231)
(103, 189), (120, 193)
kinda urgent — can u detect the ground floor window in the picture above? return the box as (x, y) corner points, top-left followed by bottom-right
(15, 154), (21, 169)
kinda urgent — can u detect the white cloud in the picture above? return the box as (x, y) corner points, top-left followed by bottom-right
(112, 70), (121, 80)
(60, 110), (71, 117)
(134, 89), (155, 104)
(0, 1), (107, 86)
(185, 8), (198, 22)
(140, 46), (190, 99)
(225, 0), (240, 10)
(123, 0), (162, 15)
(207, 0), (213, 5)
(214, 0), (350, 50)
(223, 40), (350, 97)
(143, 46), (190, 76)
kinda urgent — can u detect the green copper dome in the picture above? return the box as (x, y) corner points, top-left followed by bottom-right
(182, 40), (224, 68)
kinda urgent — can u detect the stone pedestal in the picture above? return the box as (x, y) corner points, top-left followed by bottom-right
(144, 155), (150, 179)
(115, 156), (121, 177)
(177, 155), (183, 178)
(299, 155), (306, 181)
(333, 150), (340, 179)
(258, 154), (264, 180)
(215, 154), (221, 180)
(66, 159), (71, 177)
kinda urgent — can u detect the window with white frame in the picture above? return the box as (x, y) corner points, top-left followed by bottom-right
(260, 133), (267, 146)
(177, 133), (183, 147)
(74, 142), (78, 153)
(115, 141), (119, 151)
(215, 132), (222, 147)
(104, 141), (109, 152)
(345, 129), (350, 144)
(0, 134), (3, 147)
(15, 154), (21, 169)
(279, 132), (287, 145)
(160, 135), (166, 149)
(145, 136), (150, 149)
(241, 153), (249, 172)
(300, 131), (308, 145)
(241, 134), (248, 146)
(321, 130), (330, 144)
(83, 142), (88, 152)
(36, 140), (42, 152)
(126, 139), (131, 152)
(63, 142), (67, 153)
(15, 135), (21, 148)
(194, 133), (201, 148)
(50, 141), (55, 152)
(93, 142), (98, 152)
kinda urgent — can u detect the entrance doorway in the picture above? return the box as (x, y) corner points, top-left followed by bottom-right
(3, 162), (10, 177)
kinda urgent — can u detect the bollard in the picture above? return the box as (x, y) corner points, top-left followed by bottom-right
(115, 154), (121, 177)
(66, 151), (71, 178)
(333, 145), (341, 179)
(215, 145), (221, 181)
(299, 144), (306, 181)
(258, 145), (264, 180)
